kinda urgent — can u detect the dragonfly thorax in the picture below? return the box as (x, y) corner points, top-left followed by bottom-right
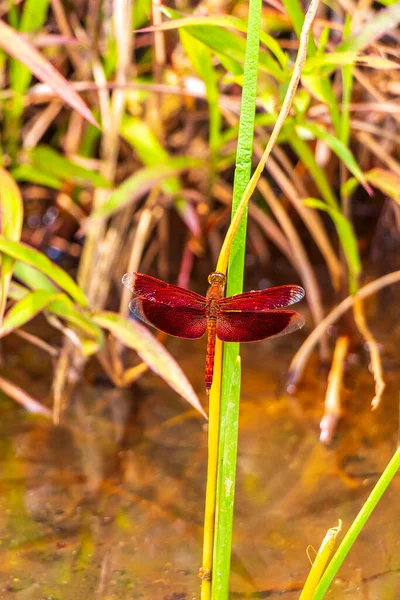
(207, 272), (226, 286)
(206, 272), (226, 301)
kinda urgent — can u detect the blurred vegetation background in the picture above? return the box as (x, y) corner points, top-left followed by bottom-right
(1, 0), (400, 598)
(0, 0), (400, 432)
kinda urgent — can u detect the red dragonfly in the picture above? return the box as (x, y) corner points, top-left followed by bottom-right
(122, 272), (305, 392)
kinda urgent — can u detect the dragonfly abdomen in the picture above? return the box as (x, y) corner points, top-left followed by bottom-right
(205, 317), (217, 392)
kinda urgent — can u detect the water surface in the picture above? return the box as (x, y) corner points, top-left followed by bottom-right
(1, 316), (400, 599)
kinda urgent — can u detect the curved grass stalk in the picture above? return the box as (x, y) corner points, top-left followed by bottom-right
(265, 153), (343, 290)
(288, 270), (400, 388)
(201, 338), (223, 600)
(216, 0), (321, 275)
(257, 178), (324, 330)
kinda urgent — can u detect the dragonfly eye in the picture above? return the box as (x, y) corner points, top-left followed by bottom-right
(208, 272), (226, 286)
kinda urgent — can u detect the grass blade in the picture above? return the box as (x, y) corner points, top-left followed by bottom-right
(86, 157), (200, 224)
(281, 0), (340, 133)
(313, 446), (400, 599)
(29, 145), (110, 188)
(303, 198), (361, 294)
(12, 164), (63, 189)
(0, 290), (58, 337)
(121, 118), (200, 235)
(142, 9), (288, 68)
(12, 261), (58, 292)
(0, 237), (88, 307)
(297, 122), (371, 192)
(156, 7), (284, 81)
(179, 30), (221, 162)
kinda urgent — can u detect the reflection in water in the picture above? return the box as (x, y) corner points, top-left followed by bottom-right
(1, 321), (400, 599)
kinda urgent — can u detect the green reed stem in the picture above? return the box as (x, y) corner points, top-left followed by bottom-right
(313, 445), (400, 599)
(211, 0), (262, 596)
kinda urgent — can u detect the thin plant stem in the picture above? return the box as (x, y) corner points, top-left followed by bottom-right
(201, 338), (223, 600)
(216, 0), (321, 276)
(288, 270), (400, 388)
(313, 445), (400, 599)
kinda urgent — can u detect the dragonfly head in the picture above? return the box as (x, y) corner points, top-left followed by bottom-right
(208, 272), (226, 286)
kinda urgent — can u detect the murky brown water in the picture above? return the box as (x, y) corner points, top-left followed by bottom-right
(1, 313), (400, 600)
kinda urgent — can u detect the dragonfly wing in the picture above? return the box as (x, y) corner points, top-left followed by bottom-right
(122, 272), (206, 310)
(216, 310), (304, 342)
(218, 285), (305, 311)
(129, 297), (207, 339)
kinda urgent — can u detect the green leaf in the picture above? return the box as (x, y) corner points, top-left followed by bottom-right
(340, 15), (354, 149)
(0, 237), (88, 307)
(0, 20), (99, 128)
(5, 279), (103, 348)
(146, 8), (288, 68)
(281, 0), (313, 40)
(289, 131), (338, 208)
(341, 177), (359, 198)
(0, 168), (23, 322)
(157, 6), (284, 81)
(133, 0), (151, 28)
(281, 0), (341, 134)
(180, 29), (221, 157)
(304, 198), (361, 293)
(87, 157), (200, 223)
(92, 311), (206, 418)
(9, 0), (51, 96)
(0, 168), (23, 242)
(1, 290), (58, 337)
(13, 261), (59, 292)
(6, 0), (51, 157)
(48, 296), (104, 348)
(120, 118), (200, 235)
(30, 145), (110, 188)
(121, 117), (180, 196)
(12, 164), (62, 189)
(296, 122), (371, 192)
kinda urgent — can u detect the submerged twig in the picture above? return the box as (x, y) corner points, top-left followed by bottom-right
(14, 328), (58, 357)
(0, 375), (51, 417)
(320, 336), (349, 444)
(299, 521), (342, 599)
(353, 297), (385, 409)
